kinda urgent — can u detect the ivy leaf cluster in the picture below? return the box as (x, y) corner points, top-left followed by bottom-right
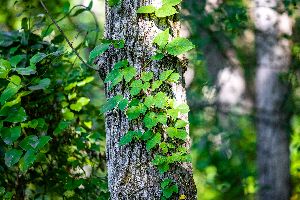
(101, 64), (191, 198)
(137, 0), (182, 18)
(161, 178), (179, 199)
(151, 29), (195, 60)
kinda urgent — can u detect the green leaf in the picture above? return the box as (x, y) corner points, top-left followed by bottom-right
(0, 187), (5, 195)
(141, 131), (153, 141)
(36, 136), (51, 150)
(10, 75), (21, 85)
(160, 142), (169, 154)
(159, 70), (173, 81)
(146, 133), (161, 151)
(152, 154), (167, 165)
(0, 59), (11, 79)
(89, 43), (110, 62)
(162, 0), (182, 6)
(107, 70), (123, 90)
(158, 163), (170, 174)
(153, 28), (169, 47)
(108, 0), (121, 6)
(144, 95), (154, 108)
(22, 119), (38, 129)
(9, 45), (19, 54)
(130, 80), (143, 96)
(64, 82), (77, 91)
(19, 135), (39, 150)
(36, 118), (46, 130)
(3, 192), (13, 200)
(5, 149), (22, 167)
(142, 82), (150, 92)
(176, 103), (190, 114)
(68, 93), (77, 101)
(167, 109), (179, 119)
(28, 78), (51, 91)
(119, 131), (135, 146)
(15, 65), (36, 75)
(175, 120), (188, 128)
(0, 76), (22, 105)
(168, 73), (180, 82)
(127, 103), (147, 120)
(77, 97), (90, 106)
(163, 184), (178, 198)
(112, 39), (125, 48)
(137, 5), (156, 13)
(104, 69), (122, 86)
(30, 53), (47, 65)
(10, 54), (25, 67)
(153, 92), (168, 108)
(101, 95), (123, 113)
(5, 107), (27, 123)
(152, 80), (162, 90)
(87, 0), (93, 10)
(141, 72), (154, 82)
(143, 112), (158, 129)
(1, 126), (21, 145)
(166, 127), (187, 140)
(62, 109), (75, 120)
(1, 91), (30, 110)
(62, 2), (70, 13)
(166, 37), (195, 56)
(128, 98), (140, 107)
(114, 60), (129, 70)
(77, 76), (94, 87)
(161, 178), (172, 189)
(151, 53), (164, 61)
(157, 113), (167, 125)
(54, 121), (70, 136)
(118, 98), (129, 111)
(19, 149), (36, 172)
(122, 67), (136, 82)
(181, 154), (192, 163)
(155, 4), (178, 18)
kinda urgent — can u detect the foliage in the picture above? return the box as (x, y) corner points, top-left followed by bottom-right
(137, 0), (182, 17)
(0, 1), (108, 199)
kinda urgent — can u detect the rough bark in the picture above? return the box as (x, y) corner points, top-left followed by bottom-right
(96, 0), (197, 199)
(254, 0), (292, 199)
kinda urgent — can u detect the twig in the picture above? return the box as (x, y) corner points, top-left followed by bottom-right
(39, 0), (96, 70)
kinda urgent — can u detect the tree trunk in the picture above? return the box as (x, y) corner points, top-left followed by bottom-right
(97, 0), (197, 199)
(254, 1), (292, 199)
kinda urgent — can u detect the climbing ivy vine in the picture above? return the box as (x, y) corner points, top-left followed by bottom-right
(94, 0), (194, 199)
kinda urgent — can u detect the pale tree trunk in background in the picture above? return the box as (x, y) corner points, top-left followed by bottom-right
(254, 0), (293, 199)
(184, 0), (250, 115)
(96, 0), (197, 199)
(204, 0), (249, 115)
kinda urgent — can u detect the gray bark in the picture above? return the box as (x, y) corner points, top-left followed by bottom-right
(254, 0), (292, 199)
(97, 0), (197, 199)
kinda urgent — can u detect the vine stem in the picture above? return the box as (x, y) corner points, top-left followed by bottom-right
(39, 0), (96, 70)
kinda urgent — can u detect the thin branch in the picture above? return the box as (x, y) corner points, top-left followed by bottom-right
(39, 0), (96, 70)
